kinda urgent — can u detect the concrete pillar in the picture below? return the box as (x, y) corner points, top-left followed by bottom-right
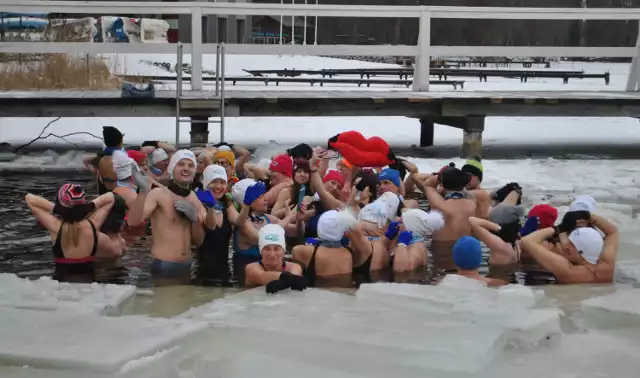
(244, 16), (252, 43)
(227, 15), (237, 43)
(190, 117), (209, 147)
(204, 15), (218, 43)
(419, 118), (434, 147)
(462, 116), (485, 158)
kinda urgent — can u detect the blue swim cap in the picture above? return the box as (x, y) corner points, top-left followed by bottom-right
(378, 168), (401, 187)
(453, 236), (483, 270)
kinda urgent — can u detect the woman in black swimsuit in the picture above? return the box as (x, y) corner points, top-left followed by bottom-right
(25, 184), (115, 282)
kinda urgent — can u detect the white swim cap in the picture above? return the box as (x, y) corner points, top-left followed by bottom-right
(150, 148), (169, 166)
(256, 158), (272, 170)
(231, 178), (256, 205)
(568, 227), (604, 264)
(259, 224), (286, 252)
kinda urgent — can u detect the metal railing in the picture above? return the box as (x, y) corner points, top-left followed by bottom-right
(175, 42), (226, 146)
(2, 1), (640, 91)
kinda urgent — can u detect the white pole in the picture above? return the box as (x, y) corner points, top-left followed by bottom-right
(279, 0), (283, 44)
(314, 0), (318, 45)
(303, 0), (307, 45)
(291, 0), (295, 45)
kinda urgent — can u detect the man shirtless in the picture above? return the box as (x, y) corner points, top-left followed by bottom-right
(127, 150), (206, 281)
(412, 167), (476, 270)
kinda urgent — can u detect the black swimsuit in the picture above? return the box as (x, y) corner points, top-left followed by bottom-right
(52, 221), (98, 281)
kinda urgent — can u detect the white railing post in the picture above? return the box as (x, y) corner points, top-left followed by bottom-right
(625, 21), (640, 91)
(413, 9), (431, 92)
(191, 6), (203, 91)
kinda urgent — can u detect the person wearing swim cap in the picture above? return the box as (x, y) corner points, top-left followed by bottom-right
(410, 167), (476, 271)
(520, 211), (619, 284)
(292, 210), (357, 288)
(258, 154), (294, 209)
(448, 236), (507, 286)
(461, 156), (491, 219)
(193, 165), (236, 284)
(127, 149), (207, 284)
(25, 187), (118, 281)
(245, 224), (306, 293)
(231, 178), (298, 284)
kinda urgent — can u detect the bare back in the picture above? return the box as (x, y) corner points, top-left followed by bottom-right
(433, 198), (476, 242)
(98, 156), (117, 191)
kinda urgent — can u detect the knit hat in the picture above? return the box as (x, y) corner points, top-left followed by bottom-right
(527, 204), (558, 229)
(489, 204), (525, 225)
(168, 149), (197, 179)
(461, 156), (484, 182)
(317, 210), (358, 242)
(569, 227), (604, 264)
(102, 126), (123, 147)
(259, 224), (287, 252)
(453, 236), (483, 270)
(323, 170), (345, 188)
(269, 154), (293, 178)
(215, 150), (236, 167)
(378, 168), (402, 188)
(202, 164), (228, 188)
(56, 184), (86, 208)
(286, 143), (313, 160)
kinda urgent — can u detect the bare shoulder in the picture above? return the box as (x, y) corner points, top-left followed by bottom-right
(286, 261), (303, 276)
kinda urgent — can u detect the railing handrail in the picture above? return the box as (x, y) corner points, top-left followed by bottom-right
(4, 1), (640, 20)
(2, 1), (640, 91)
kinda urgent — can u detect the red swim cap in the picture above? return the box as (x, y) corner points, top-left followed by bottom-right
(323, 170), (345, 188)
(127, 150), (147, 164)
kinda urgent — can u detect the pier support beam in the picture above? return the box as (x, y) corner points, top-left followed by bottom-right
(419, 118), (434, 147)
(461, 116), (485, 158)
(190, 116), (209, 147)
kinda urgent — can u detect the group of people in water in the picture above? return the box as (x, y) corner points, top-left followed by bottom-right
(24, 125), (619, 291)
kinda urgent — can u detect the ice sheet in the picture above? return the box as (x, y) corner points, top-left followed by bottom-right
(182, 288), (505, 373)
(0, 308), (208, 373)
(581, 289), (640, 329)
(356, 279), (558, 348)
(0, 274), (136, 315)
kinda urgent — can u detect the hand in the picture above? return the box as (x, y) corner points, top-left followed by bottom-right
(305, 237), (320, 246)
(243, 181), (267, 206)
(519, 216), (539, 237)
(132, 168), (151, 192)
(385, 221), (401, 240)
(174, 199), (198, 223)
(266, 278), (290, 294)
(397, 230), (413, 245)
(296, 203), (308, 222)
(280, 272), (307, 291)
(196, 190), (216, 209)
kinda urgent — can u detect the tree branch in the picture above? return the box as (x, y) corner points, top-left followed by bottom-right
(13, 118), (104, 153)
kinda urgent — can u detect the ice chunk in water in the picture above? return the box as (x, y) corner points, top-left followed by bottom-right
(581, 289), (640, 329)
(0, 274), (136, 315)
(357, 281), (557, 349)
(182, 288), (504, 373)
(0, 308), (208, 373)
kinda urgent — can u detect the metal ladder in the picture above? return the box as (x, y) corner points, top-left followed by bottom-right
(174, 43), (226, 147)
